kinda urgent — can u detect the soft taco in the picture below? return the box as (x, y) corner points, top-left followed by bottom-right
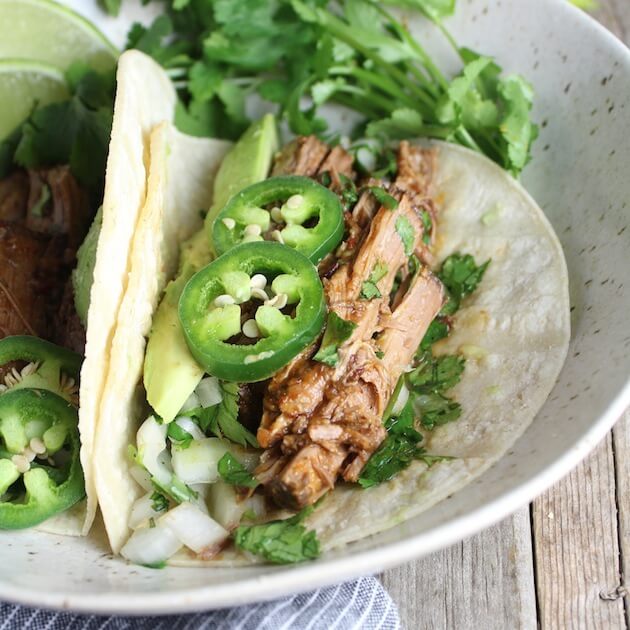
(94, 51), (569, 567)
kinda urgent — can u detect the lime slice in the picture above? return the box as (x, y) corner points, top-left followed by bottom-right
(0, 60), (69, 140)
(0, 0), (118, 73)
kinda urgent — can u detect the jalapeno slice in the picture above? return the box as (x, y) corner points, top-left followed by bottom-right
(0, 388), (85, 529)
(213, 176), (344, 264)
(0, 336), (82, 404)
(179, 242), (326, 382)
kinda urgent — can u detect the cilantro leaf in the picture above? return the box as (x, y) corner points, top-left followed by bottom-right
(150, 491), (169, 513)
(151, 475), (198, 505)
(438, 253), (490, 314)
(405, 353), (464, 429)
(395, 216), (415, 257)
(366, 108), (425, 141)
(497, 75), (539, 175)
(313, 312), (358, 367)
(187, 382), (258, 448)
(382, 0), (455, 22)
(98, 0), (122, 17)
(419, 318), (449, 351)
(361, 261), (388, 300)
(233, 508), (320, 564)
(338, 173), (358, 208)
(358, 399), (451, 488)
(436, 57), (496, 126)
(408, 354), (465, 393)
(366, 186), (399, 210)
(166, 422), (194, 449)
(218, 453), (259, 489)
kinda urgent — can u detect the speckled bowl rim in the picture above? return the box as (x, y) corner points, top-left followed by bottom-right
(1, 0), (629, 615)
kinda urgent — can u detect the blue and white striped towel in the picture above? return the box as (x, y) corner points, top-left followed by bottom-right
(0, 576), (400, 629)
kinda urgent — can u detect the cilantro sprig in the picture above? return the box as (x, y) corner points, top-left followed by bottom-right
(438, 252), (490, 315)
(218, 453), (259, 489)
(361, 261), (388, 300)
(358, 399), (451, 488)
(313, 312), (357, 367)
(233, 507), (320, 564)
(105, 0), (537, 175)
(186, 381), (258, 448)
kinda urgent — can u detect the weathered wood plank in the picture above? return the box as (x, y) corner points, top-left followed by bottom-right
(612, 410), (630, 627)
(532, 432), (625, 629)
(380, 508), (537, 630)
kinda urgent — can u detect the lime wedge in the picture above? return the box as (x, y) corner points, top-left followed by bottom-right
(0, 60), (69, 140)
(0, 0), (118, 73)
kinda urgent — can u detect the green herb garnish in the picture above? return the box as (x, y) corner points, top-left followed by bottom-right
(366, 186), (398, 210)
(218, 453), (259, 489)
(313, 312), (357, 367)
(114, 0), (537, 175)
(395, 216), (415, 257)
(233, 507), (320, 564)
(186, 382), (258, 448)
(150, 491), (169, 513)
(358, 400), (451, 488)
(360, 261), (388, 300)
(438, 253), (490, 315)
(166, 421), (194, 449)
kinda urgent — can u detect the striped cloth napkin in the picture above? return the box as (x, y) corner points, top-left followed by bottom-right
(0, 576), (400, 629)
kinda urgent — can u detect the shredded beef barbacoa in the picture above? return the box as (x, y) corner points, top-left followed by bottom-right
(253, 137), (445, 510)
(0, 166), (91, 352)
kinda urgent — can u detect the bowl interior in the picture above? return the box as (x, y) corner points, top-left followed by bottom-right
(1, 0), (629, 614)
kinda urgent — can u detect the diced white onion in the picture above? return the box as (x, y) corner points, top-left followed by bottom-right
(130, 465), (154, 492)
(209, 483), (268, 530)
(179, 392), (200, 414)
(175, 417), (205, 441)
(243, 493), (267, 521)
(195, 377), (222, 408)
(129, 493), (166, 530)
(391, 383), (410, 416)
(160, 502), (229, 554)
(171, 438), (229, 485)
(137, 416), (171, 485)
(228, 445), (260, 472)
(120, 525), (182, 566)
(208, 481), (246, 530)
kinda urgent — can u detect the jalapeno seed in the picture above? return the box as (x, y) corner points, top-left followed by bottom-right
(213, 176), (344, 264)
(213, 294), (236, 308)
(250, 274), (267, 290)
(242, 319), (261, 339)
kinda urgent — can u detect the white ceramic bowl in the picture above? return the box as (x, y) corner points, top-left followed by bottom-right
(1, 0), (629, 614)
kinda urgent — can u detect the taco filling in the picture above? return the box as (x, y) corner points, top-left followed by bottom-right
(91, 53), (568, 570)
(114, 130), (498, 567)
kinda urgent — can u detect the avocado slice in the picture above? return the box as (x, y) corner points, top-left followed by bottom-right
(144, 114), (279, 423)
(204, 113), (279, 245)
(72, 206), (102, 326)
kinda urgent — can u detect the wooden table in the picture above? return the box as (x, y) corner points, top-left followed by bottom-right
(380, 4), (630, 628)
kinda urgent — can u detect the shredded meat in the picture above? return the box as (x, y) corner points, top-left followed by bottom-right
(272, 136), (331, 177)
(272, 136), (354, 185)
(53, 280), (86, 355)
(0, 166), (91, 348)
(256, 161), (444, 509)
(0, 222), (49, 338)
(26, 167), (91, 251)
(238, 381), (268, 434)
(0, 171), (29, 223)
